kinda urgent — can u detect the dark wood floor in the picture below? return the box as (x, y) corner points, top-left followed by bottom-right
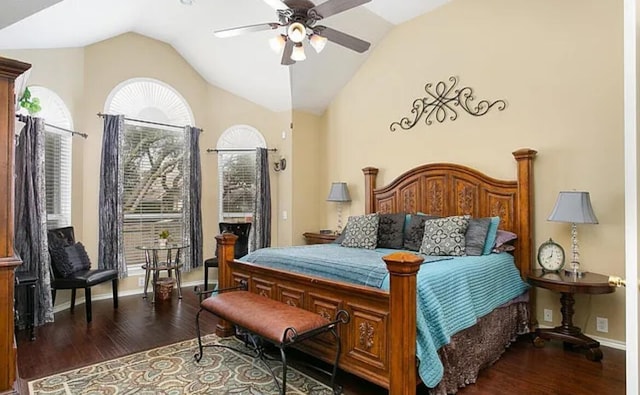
(16, 288), (626, 395)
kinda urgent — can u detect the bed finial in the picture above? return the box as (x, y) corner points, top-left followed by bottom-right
(362, 167), (379, 214)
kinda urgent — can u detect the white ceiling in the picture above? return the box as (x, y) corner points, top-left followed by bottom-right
(0, 0), (449, 114)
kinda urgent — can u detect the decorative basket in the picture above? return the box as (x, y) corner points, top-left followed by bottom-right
(155, 277), (176, 302)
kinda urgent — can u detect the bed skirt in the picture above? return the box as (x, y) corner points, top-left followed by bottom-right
(428, 297), (530, 395)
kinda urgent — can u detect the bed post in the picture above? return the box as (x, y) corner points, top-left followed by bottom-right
(512, 148), (537, 278)
(214, 232), (238, 338)
(362, 167), (379, 214)
(383, 252), (423, 395)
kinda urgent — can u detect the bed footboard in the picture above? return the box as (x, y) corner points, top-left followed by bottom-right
(215, 233), (423, 392)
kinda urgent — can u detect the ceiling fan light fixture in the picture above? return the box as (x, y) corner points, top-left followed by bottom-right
(291, 43), (306, 61)
(309, 34), (328, 53)
(287, 22), (306, 43)
(179, 0), (194, 5)
(269, 34), (286, 53)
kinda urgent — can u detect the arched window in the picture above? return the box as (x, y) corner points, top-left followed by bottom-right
(105, 78), (194, 267)
(18, 86), (73, 228)
(217, 125), (266, 220)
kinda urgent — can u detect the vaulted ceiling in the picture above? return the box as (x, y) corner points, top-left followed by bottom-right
(0, 0), (450, 114)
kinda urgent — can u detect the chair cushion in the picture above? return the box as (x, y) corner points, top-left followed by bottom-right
(52, 269), (118, 288)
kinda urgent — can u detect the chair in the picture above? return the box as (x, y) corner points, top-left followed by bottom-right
(47, 226), (119, 323)
(204, 222), (251, 290)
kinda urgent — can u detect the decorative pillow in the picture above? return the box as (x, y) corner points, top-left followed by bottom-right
(465, 217), (491, 256)
(341, 213), (379, 249)
(403, 214), (440, 251)
(333, 231), (346, 244)
(481, 216), (501, 255)
(64, 242), (92, 272)
(49, 246), (74, 278)
(377, 213), (405, 249)
(494, 230), (517, 247)
(419, 215), (471, 256)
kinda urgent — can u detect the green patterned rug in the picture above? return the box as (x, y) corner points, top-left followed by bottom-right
(28, 334), (334, 394)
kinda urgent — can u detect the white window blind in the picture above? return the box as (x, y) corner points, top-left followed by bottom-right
(18, 86), (74, 229)
(216, 125), (266, 221)
(44, 129), (72, 229)
(219, 152), (256, 218)
(122, 122), (186, 266)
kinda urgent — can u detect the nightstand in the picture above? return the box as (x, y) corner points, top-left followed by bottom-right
(527, 269), (616, 361)
(303, 232), (338, 245)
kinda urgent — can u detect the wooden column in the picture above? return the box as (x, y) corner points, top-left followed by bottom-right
(383, 252), (423, 395)
(214, 232), (237, 338)
(0, 56), (30, 394)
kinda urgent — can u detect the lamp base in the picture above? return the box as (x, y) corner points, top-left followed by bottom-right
(564, 268), (586, 278)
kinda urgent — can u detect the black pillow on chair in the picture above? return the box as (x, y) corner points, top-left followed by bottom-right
(50, 245), (74, 277)
(64, 242), (92, 272)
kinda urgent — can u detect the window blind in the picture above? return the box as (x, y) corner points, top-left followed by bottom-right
(44, 129), (72, 229)
(218, 152), (256, 219)
(122, 122), (186, 266)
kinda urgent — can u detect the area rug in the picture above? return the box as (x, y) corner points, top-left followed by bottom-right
(28, 334), (334, 394)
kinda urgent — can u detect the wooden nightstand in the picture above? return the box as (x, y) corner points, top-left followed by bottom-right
(303, 232), (338, 245)
(527, 269), (616, 361)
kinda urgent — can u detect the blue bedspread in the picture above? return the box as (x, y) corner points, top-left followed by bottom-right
(240, 245), (528, 388)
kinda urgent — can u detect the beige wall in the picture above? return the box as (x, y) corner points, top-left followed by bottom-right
(321, 0), (626, 342)
(2, 32), (290, 301)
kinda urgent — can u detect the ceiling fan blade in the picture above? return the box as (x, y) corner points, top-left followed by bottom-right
(214, 22), (281, 38)
(263, 0), (290, 10)
(315, 26), (370, 53)
(281, 39), (296, 65)
(310, 0), (371, 19)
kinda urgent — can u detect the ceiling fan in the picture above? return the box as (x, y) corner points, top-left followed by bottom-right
(213, 0), (372, 65)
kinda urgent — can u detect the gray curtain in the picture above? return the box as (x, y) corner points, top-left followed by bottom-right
(14, 116), (54, 325)
(249, 147), (271, 251)
(98, 114), (127, 277)
(182, 126), (202, 271)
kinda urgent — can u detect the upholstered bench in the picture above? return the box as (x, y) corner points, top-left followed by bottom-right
(194, 286), (349, 395)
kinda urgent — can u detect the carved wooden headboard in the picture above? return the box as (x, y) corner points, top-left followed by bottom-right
(362, 148), (537, 279)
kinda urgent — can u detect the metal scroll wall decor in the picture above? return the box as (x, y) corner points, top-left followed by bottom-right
(389, 76), (506, 132)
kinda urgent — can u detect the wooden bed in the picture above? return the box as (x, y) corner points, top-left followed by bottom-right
(215, 148), (537, 395)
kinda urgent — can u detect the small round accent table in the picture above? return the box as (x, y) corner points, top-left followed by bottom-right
(527, 269), (616, 361)
(137, 243), (189, 302)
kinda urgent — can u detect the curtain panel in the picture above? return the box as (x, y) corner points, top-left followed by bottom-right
(249, 147), (271, 251)
(183, 125), (203, 271)
(14, 116), (54, 325)
(98, 114), (127, 278)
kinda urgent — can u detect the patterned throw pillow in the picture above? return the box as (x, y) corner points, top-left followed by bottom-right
(403, 214), (440, 251)
(341, 213), (380, 249)
(377, 213), (405, 249)
(419, 215), (471, 256)
(64, 242), (92, 272)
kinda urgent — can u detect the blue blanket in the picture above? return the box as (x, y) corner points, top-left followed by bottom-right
(240, 245), (528, 388)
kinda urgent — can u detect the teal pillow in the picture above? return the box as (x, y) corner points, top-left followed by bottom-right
(482, 216), (501, 255)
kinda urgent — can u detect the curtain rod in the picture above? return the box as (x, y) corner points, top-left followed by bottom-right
(206, 148), (278, 153)
(16, 114), (88, 139)
(96, 112), (203, 132)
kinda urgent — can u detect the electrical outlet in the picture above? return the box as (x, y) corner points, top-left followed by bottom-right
(596, 317), (608, 333)
(543, 309), (553, 322)
(138, 277), (145, 287)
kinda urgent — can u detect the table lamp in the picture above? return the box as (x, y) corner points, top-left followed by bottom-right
(327, 182), (351, 234)
(547, 191), (598, 276)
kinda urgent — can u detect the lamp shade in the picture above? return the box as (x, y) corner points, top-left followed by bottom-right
(547, 191), (598, 224)
(327, 182), (351, 202)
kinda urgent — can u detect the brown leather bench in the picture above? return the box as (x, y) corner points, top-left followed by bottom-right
(194, 286), (349, 395)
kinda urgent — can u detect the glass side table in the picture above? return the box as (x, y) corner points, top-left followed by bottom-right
(136, 243), (189, 302)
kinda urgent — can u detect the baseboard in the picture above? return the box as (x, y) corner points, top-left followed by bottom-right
(52, 280), (212, 314)
(536, 324), (626, 351)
